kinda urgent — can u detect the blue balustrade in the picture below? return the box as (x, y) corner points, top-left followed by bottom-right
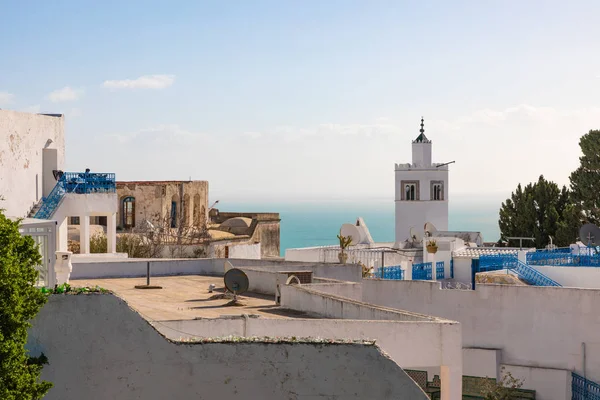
(374, 265), (404, 280)
(527, 249), (600, 267)
(34, 172), (116, 219)
(435, 261), (445, 279)
(478, 254), (561, 287)
(572, 372), (600, 400)
(412, 262), (432, 280)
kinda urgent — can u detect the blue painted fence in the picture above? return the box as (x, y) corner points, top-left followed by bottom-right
(527, 250), (600, 267)
(412, 261), (445, 281)
(412, 262), (432, 280)
(436, 261), (445, 280)
(572, 372), (600, 400)
(34, 172), (116, 219)
(374, 266), (404, 280)
(478, 254), (561, 287)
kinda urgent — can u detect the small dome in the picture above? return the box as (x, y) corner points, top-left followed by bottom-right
(220, 217), (252, 229)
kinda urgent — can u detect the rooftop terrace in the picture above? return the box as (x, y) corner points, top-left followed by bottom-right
(73, 275), (318, 321)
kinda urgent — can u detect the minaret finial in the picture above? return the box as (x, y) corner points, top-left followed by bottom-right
(420, 117), (425, 134)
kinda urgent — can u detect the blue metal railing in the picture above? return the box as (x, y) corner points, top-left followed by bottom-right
(478, 254), (561, 287)
(527, 249), (600, 267)
(34, 172), (116, 219)
(572, 372), (600, 400)
(412, 262), (432, 280)
(536, 247), (572, 253)
(374, 266), (404, 280)
(436, 261), (445, 280)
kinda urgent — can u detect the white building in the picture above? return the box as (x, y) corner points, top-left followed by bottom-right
(1, 110), (119, 286)
(395, 118), (449, 245)
(0, 110), (65, 217)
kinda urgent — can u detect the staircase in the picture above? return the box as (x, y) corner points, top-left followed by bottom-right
(478, 254), (561, 287)
(34, 177), (67, 219)
(28, 199), (44, 218)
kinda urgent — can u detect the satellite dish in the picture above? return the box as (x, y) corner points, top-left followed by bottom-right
(224, 268), (249, 296)
(340, 223), (363, 245)
(409, 226), (422, 242)
(579, 223), (600, 246)
(424, 222), (438, 237)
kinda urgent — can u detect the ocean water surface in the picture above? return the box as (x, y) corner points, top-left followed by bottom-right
(219, 200), (501, 257)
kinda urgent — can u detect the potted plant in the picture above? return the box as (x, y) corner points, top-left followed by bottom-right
(337, 234), (353, 263)
(426, 239), (438, 254)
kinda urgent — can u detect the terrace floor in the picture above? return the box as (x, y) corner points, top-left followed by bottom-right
(72, 275), (318, 321)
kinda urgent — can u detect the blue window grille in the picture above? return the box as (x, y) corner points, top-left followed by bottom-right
(450, 259), (454, 279)
(572, 372), (600, 400)
(436, 261), (445, 280)
(412, 262), (432, 280)
(34, 172), (116, 219)
(374, 266), (404, 280)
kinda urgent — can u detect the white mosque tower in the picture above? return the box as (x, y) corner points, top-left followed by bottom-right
(394, 117), (449, 246)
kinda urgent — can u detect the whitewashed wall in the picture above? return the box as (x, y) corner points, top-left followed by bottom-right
(0, 111), (65, 217)
(228, 243), (261, 259)
(363, 279), (600, 399)
(452, 257), (473, 284)
(531, 265), (600, 288)
(28, 295), (429, 400)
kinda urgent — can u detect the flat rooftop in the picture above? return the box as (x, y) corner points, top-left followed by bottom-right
(72, 275), (318, 321)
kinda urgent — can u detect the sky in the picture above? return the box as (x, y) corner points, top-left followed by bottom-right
(1, 1), (599, 206)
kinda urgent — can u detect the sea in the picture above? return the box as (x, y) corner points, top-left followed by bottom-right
(219, 199), (501, 257)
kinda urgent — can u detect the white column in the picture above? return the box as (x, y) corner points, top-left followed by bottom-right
(403, 260), (413, 280)
(107, 213), (117, 253)
(431, 252), (437, 281)
(80, 215), (90, 254)
(57, 217), (69, 252)
(441, 364), (463, 400)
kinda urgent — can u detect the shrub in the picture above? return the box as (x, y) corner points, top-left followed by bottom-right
(0, 211), (53, 399)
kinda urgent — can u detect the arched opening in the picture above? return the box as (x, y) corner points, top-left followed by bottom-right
(123, 197), (135, 228)
(193, 194), (201, 226)
(170, 194), (179, 228)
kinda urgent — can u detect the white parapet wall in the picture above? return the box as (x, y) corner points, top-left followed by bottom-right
(530, 265), (600, 288)
(28, 295), (430, 400)
(362, 279), (600, 399)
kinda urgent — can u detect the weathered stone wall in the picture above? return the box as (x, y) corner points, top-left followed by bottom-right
(212, 211), (281, 258)
(27, 295), (428, 400)
(0, 110), (65, 217)
(116, 181), (208, 229)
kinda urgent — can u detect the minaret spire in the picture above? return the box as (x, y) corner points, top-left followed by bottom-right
(413, 116), (430, 143)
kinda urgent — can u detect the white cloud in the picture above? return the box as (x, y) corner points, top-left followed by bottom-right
(0, 91), (14, 106)
(108, 124), (209, 144)
(253, 121), (399, 142)
(243, 131), (263, 139)
(102, 75), (175, 90)
(21, 104), (41, 113)
(47, 86), (83, 102)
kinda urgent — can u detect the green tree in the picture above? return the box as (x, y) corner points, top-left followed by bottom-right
(0, 211), (52, 399)
(570, 129), (600, 224)
(499, 175), (578, 248)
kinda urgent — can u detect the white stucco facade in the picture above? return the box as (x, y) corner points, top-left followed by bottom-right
(395, 119), (449, 244)
(0, 110), (65, 217)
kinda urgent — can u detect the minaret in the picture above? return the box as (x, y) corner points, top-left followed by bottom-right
(394, 117), (449, 246)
